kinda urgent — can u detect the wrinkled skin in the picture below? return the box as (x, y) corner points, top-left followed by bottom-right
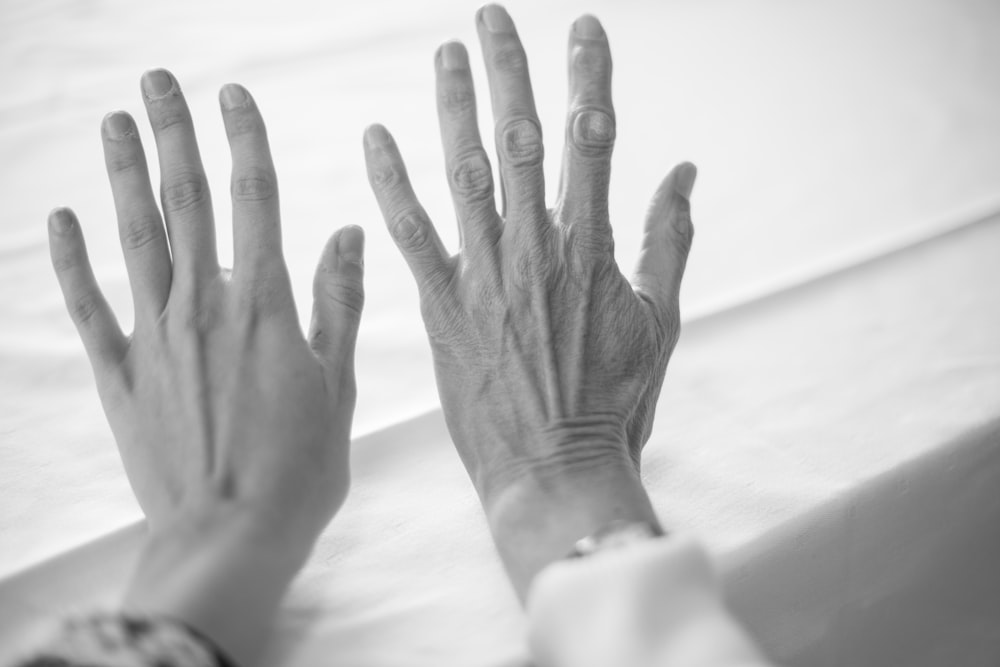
(364, 5), (696, 596)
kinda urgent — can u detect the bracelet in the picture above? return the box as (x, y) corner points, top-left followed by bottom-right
(567, 519), (666, 559)
(21, 612), (239, 667)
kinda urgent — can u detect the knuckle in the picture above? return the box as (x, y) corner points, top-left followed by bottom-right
(106, 151), (142, 175)
(238, 280), (283, 319)
(511, 240), (552, 286)
(390, 212), (430, 251)
(500, 119), (544, 167)
(176, 291), (222, 333)
(449, 151), (493, 201)
(370, 162), (404, 189)
(570, 109), (616, 156)
(422, 262), (456, 294)
(70, 293), (102, 324)
(161, 172), (208, 214)
(323, 278), (365, 316)
(439, 86), (476, 114)
(121, 213), (164, 251)
(232, 167), (277, 202)
(492, 45), (529, 74)
(568, 222), (614, 256)
(51, 252), (78, 274)
(150, 104), (191, 132)
(226, 108), (262, 137)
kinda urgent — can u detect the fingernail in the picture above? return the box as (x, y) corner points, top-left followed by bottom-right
(141, 69), (175, 100)
(480, 5), (513, 33)
(338, 226), (365, 264)
(220, 84), (249, 111)
(675, 163), (697, 199)
(440, 41), (468, 70)
(48, 207), (74, 235)
(364, 124), (391, 149)
(103, 111), (134, 140)
(573, 15), (604, 39)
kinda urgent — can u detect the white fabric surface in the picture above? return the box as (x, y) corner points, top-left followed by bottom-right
(2, 0), (999, 664)
(527, 535), (770, 667)
(3, 216), (998, 665)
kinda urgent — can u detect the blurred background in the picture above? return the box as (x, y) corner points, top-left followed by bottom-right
(1, 0), (999, 595)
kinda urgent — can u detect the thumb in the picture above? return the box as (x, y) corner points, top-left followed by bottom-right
(309, 225), (365, 377)
(632, 162), (696, 317)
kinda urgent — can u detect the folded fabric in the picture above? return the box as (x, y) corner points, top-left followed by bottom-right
(528, 535), (773, 667)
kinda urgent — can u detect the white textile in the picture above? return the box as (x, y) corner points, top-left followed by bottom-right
(2, 0), (999, 664)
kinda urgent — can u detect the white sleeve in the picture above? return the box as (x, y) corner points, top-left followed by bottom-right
(525, 534), (776, 667)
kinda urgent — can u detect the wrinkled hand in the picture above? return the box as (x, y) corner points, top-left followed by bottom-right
(364, 6), (695, 596)
(48, 69), (364, 661)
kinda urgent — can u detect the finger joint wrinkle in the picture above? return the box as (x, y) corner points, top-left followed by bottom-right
(232, 171), (277, 202)
(450, 152), (494, 200)
(570, 109), (615, 156)
(501, 119), (543, 167)
(161, 173), (209, 214)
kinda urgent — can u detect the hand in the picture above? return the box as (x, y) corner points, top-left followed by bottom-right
(48, 69), (365, 662)
(364, 6), (695, 597)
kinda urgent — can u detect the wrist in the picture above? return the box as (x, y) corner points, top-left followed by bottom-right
(124, 501), (312, 666)
(481, 436), (660, 601)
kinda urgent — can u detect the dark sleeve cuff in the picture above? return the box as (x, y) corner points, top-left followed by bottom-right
(16, 612), (238, 667)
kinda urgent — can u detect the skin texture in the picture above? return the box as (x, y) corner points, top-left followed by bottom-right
(47, 70), (364, 664)
(364, 5), (697, 598)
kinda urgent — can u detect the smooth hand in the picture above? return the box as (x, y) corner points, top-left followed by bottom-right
(48, 70), (364, 663)
(364, 6), (695, 597)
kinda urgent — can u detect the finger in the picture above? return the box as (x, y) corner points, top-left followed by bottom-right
(309, 225), (365, 380)
(560, 16), (615, 239)
(363, 124), (453, 292)
(141, 68), (218, 287)
(219, 84), (288, 291)
(101, 110), (172, 321)
(435, 40), (502, 265)
(476, 4), (547, 224)
(48, 208), (127, 367)
(632, 163), (697, 317)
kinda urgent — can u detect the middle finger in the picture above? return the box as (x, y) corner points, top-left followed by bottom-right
(476, 5), (547, 228)
(141, 69), (219, 290)
(560, 16), (615, 233)
(218, 83), (293, 309)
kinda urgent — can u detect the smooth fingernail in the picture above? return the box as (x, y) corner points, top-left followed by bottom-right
(103, 111), (134, 140)
(573, 15), (604, 39)
(48, 207), (75, 235)
(220, 83), (249, 111)
(480, 5), (513, 33)
(338, 226), (365, 264)
(141, 69), (175, 100)
(440, 41), (468, 70)
(675, 163), (697, 199)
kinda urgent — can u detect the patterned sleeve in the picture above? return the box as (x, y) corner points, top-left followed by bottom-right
(14, 613), (237, 667)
